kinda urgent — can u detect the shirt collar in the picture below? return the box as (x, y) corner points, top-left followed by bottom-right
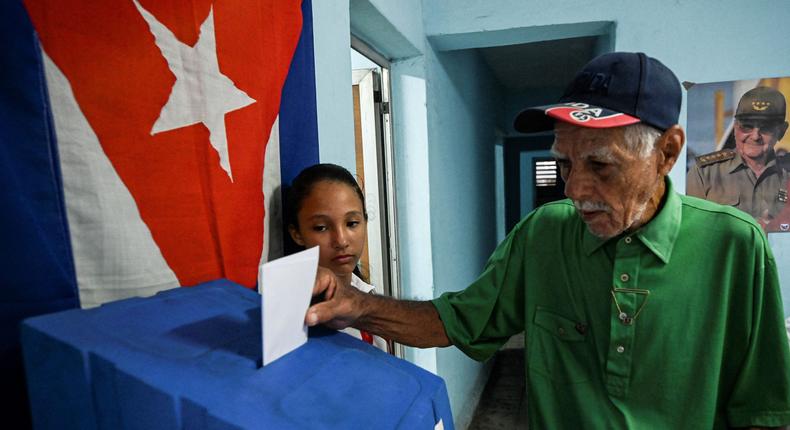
(728, 152), (746, 173)
(582, 177), (681, 264)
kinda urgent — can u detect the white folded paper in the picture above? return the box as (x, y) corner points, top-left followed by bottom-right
(259, 246), (319, 366)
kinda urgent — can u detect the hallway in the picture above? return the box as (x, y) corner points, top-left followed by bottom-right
(468, 336), (528, 429)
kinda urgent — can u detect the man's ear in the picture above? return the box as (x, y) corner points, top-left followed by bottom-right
(288, 225), (305, 246)
(656, 125), (685, 175)
(778, 121), (789, 140)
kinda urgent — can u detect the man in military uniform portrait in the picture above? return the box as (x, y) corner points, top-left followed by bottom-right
(687, 86), (790, 231)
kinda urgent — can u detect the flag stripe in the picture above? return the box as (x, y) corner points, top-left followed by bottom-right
(279, 0), (320, 187)
(0, 1), (79, 426)
(43, 52), (180, 308)
(0, 0), (79, 322)
(262, 115), (283, 266)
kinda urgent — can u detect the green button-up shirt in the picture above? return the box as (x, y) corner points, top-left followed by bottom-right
(433, 179), (790, 428)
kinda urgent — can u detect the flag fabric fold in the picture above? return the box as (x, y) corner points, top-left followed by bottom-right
(1, 0), (319, 424)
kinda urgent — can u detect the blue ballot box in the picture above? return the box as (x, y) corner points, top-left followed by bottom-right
(21, 280), (454, 429)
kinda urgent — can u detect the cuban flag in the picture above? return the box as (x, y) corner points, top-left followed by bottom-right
(1, 0), (318, 423)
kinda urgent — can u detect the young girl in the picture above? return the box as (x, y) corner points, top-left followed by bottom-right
(286, 163), (388, 352)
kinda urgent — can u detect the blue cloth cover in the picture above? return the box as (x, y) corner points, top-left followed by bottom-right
(21, 280), (454, 429)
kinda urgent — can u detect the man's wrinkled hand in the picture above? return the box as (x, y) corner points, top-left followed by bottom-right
(310, 267), (339, 303)
(305, 267), (364, 330)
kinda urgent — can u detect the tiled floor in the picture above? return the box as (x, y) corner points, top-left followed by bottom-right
(468, 336), (528, 429)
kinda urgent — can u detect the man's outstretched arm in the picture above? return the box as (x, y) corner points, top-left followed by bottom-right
(305, 268), (451, 348)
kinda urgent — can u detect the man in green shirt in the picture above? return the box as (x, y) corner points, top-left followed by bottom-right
(305, 52), (790, 428)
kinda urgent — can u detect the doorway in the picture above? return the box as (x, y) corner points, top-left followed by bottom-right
(350, 38), (400, 303)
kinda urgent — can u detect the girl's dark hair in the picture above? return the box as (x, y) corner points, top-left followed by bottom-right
(284, 163), (369, 282)
(285, 163), (367, 230)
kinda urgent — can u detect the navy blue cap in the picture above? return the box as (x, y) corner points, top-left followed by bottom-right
(514, 52), (682, 133)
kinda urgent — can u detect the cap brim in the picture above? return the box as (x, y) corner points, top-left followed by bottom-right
(734, 113), (786, 123)
(514, 102), (640, 133)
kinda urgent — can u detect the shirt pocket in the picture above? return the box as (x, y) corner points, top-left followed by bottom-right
(713, 191), (741, 208)
(528, 307), (593, 384)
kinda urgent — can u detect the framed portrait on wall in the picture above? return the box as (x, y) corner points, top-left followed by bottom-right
(686, 77), (790, 233)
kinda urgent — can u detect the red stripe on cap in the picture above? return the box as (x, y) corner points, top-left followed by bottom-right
(546, 106), (640, 129)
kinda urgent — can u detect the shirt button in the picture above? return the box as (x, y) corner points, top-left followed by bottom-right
(620, 273), (630, 282)
(624, 237), (632, 244)
(616, 345), (625, 353)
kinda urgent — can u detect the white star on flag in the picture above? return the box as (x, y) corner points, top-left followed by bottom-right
(133, 0), (256, 181)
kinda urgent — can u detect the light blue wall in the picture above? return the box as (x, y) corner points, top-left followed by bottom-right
(350, 0), (422, 59)
(311, 0), (356, 172)
(426, 47), (503, 427)
(389, 56), (440, 373)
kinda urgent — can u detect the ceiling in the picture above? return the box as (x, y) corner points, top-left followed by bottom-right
(478, 36), (599, 91)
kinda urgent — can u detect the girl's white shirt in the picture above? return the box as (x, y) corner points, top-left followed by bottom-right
(341, 273), (388, 352)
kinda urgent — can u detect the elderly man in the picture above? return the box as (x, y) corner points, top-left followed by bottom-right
(306, 52), (790, 428)
(687, 86), (789, 231)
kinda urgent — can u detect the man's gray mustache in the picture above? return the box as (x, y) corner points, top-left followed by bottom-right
(573, 200), (612, 213)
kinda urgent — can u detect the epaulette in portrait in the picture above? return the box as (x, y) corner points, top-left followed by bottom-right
(695, 149), (736, 167)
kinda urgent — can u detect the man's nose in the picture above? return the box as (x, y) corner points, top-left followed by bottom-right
(563, 170), (588, 201)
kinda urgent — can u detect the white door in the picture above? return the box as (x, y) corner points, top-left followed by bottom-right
(351, 68), (394, 297)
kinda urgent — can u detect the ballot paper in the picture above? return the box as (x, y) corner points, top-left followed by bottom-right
(260, 246), (319, 366)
